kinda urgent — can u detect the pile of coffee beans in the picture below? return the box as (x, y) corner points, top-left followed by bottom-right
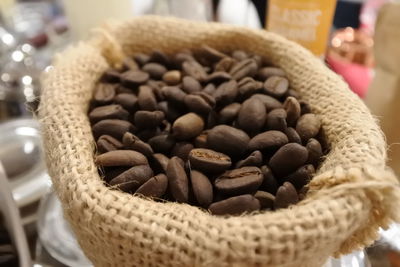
(89, 46), (327, 216)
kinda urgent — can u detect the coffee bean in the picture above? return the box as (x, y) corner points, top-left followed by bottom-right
(274, 182), (299, 209)
(92, 119), (136, 139)
(269, 143), (308, 177)
(94, 83), (116, 105)
(184, 94), (214, 115)
(173, 52), (196, 67)
(286, 89), (300, 99)
(162, 70), (181, 85)
(235, 150), (263, 168)
(190, 170), (213, 207)
(134, 110), (165, 129)
(103, 167), (128, 183)
(142, 63), (167, 80)
(162, 86), (187, 106)
(251, 55), (262, 67)
(266, 108), (287, 131)
(256, 67), (286, 81)
(207, 125), (250, 157)
(206, 71), (231, 84)
(306, 138), (323, 166)
(260, 165), (278, 194)
(182, 76), (202, 93)
(215, 57), (236, 72)
(97, 135), (123, 153)
(300, 101), (312, 114)
(250, 94), (283, 111)
(109, 165), (154, 192)
(283, 96), (301, 126)
(213, 80), (238, 106)
(229, 58), (258, 80)
(149, 50), (170, 66)
(285, 127), (301, 144)
(95, 150), (148, 167)
(264, 76), (289, 98)
(238, 77), (263, 99)
(248, 130), (288, 152)
(114, 93), (138, 112)
(209, 194), (260, 215)
(138, 85), (157, 111)
(203, 83), (216, 95)
(217, 103), (240, 124)
(148, 134), (175, 154)
(101, 69), (121, 83)
(215, 166), (263, 195)
(89, 104), (129, 123)
(135, 174), (168, 198)
(121, 70), (150, 89)
(115, 85), (133, 95)
(122, 132), (154, 157)
(189, 148), (231, 173)
(136, 128), (159, 142)
(151, 153), (170, 173)
(166, 156), (189, 203)
(286, 164), (315, 190)
(298, 186), (308, 201)
(237, 97), (266, 134)
(172, 113), (204, 140)
(254, 191), (275, 209)
(171, 142), (194, 161)
(232, 50), (248, 61)
(296, 114), (321, 142)
(194, 131), (208, 148)
(200, 45), (227, 63)
(122, 57), (139, 71)
(134, 53), (150, 66)
(182, 60), (207, 82)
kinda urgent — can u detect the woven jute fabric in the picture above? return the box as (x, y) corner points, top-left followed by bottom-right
(39, 16), (400, 267)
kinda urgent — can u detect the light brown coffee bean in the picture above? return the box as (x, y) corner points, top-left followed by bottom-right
(97, 135), (123, 154)
(285, 127), (301, 144)
(255, 191), (275, 209)
(232, 50), (248, 61)
(257, 67), (286, 80)
(121, 70), (150, 89)
(296, 114), (321, 142)
(237, 97), (267, 134)
(229, 58), (258, 80)
(166, 156), (189, 203)
(235, 150), (263, 168)
(162, 70), (181, 85)
(306, 138), (323, 166)
(266, 108), (287, 131)
(260, 165), (278, 194)
(206, 71), (232, 84)
(215, 166), (263, 195)
(122, 132), (154, 157)
(114, 93), (138, 112)
(92, 119), (136, 139)
(171, 142), (194, 161)
(138, 85), (157, 111)
(269, 143), (308, 177)
(182, 60), (207, 82)
(151, 153), (170, 173)
(213, 80), (238, 106)
(190, 170), (213, 207)
(94, 83), (116, 105)
(264, 76), (289, 98)
(286, 164), (315, 190)
(207, 125), (250, 157)
(219, 102), (241, 124)
(135, 174), (168, 198)
(189, 148), (231, 173)
(89, 104), (129, 123)
(109, 165), (153, 192)
(250, 94), (283, 111)
(274, 182), (299, 209)
(238, 77), (263, 99)
(283, 96), (301, 126)
(134, 110), (165, 129)
(162, 86), (187, 105)
(142, 63), (167, 79)
(122, 57), (139, 71)
(172, 113), (204, 140)
(101, 69), (121, 83)
(209, 194), (260, 215)
(248, 130), (288, 152)
(134, 53), (150, 66)
(95, 150), (148, 167)
(148, 134), (176, 154)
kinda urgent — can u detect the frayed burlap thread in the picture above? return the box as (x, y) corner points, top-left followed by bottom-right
(39, 16), (400, 267)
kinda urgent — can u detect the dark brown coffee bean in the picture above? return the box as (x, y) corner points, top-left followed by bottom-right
(162, 70), (181, 85)
(286, 89), (300, 99)
(135, 174), (168, 198)
(235, 150), (263, 168)
(306, 138), (323, 166)
(189, 148), (231, 173)
(255, 191), (275, 209)
(121, 70), (150, 89)
(95, 150), (148, 167)
(260, 165), (278, 194)
(296, 114), (321, 142)
(94, 83), (116, 105)
(134, 110), (165, 129)
(97, 135), (123, 153)
(92, 119), (136, 139)
(142, 63), (167, 79)
(207, 125), (250, 157)
(182, 60), (207, 82)
(122, 132), (154, 157)
(115, 85), (133, 94)
(172, 113), (204, 140)
(148, 134), (175, 154)
(263, 76), (289, 98)
(218, 103), (241, 124)
(215, 57), (236, 72)
(182, 76), (201, 93)
(190, 170), (213, 207)
(286, 164), (315, 190)
(184, 93), (215, 115)
(269, 143), (308, 177)
(213, 80), (238, 106)
(166, 156), (189, 203)
(136, 128), (159, 142)
(274, 182), (299, 209)
(206, 71), (232, 84)
(134, 53), (150, 66)
(173, 52), (196, 67)
(232, 50), (248, 61)
(248, 130), (288, 152)
(257, 67), (286, 81)
(209, 194), (260, 215)
(229, 58), (258, 80)
(298, 186), (308, 201)
(300, 101), (312, 114)
(238, 77), (263, 99)
(101, 69), (120, 83)
(151, 153), (170, 173)
(215, 166), (263, 195)
(283, 96), (301, 126)
(250, 94), (283, 111)
(89, 104), (129, 123)
(149, 50), (170, 66)
(266, 108), (287, 131)
(200, 45), (227, 63)
(114, 93), (138, 112)
(237, 97), (267, 134)
(138, 85), (157, 111)
(103, 167), (128, 183)
(162, 86), (187, 105)
(109, 165), (153, 192)
(122, 57), (139, 70)
(285, 127), (301, 144)
(171, 142), (194, 161)
(194, 131), (208, 148)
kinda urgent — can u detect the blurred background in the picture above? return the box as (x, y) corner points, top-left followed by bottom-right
(0, 0), (400, 266)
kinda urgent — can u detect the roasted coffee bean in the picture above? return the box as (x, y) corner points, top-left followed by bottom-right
(232, 50), (248, 61)
(207, 125), (250, 157)
(135, 174), (168, 198)
(201, 45), (227, 63)
(235, 150), (263, 168)
(134, 53), (150, 66)
(92, 119), (136, 139)
(206, 71), (231, 84)
(136, 128), (159, 142)
(162, 70), (181, 85)
(213, 80), (238, 106)
(134, 110), (165, 129)
(229, 58), (258, 80)
(173, 52), (196, 67)
(286, 164), (315, 190)
(89, 104), (129, 123)
(300, 101), (312, 114)
(101, 69), (121, 83)
(171, 142), (194, 161)
(215, 57), (236, 72)
(296, 114), (321, 142)
(251, 55), (262, 67)
(206, 111), (218, 129)
(142, 63), (167, 79)
(203, 83), (216, 95)
(189, 148), (231, 173)
(274, 182), (299, 209)
(264, 76), (289, 98)
(237, 97), (266, 134)
(114, 93), (138, 112)
(166, 156), (189, 203)
(122, 57), (139, 71)
(182, 76), (202, 93)
(184, 94), (214, 114)
(218, 103), (241, 124)
(162, 86), (187, 105)
(285, 127), (302, 144)
(215, 166), (263, 195)
(164, 103), (182, 121)
(190, 170), (213, 207)
(109, 165), (153, 192)
(298, 186), (308, 201)
(151, 153), (170, 173)
(97, 135), (123, 153)
(209, 194), (260, 215)
(256, 67), (285, 80)
(194, 131), (208, 148)
(148, 134), (176, 154)
(182, 60), (207, 82)
(269, 143), (308, 177)
(123, 132), (154, 157)
(286, 89), (300, 99)
(138, 85), (157, 111)
(283, 96), (301, 126)
(172, 113), (204, 140)
(250, 94), (283, 111)
(306, 138), (323, 166)
(94, 83), (116, 105)
(248, 130), (288, 152)
(115, 85), (133, 95)
(121, 70), (150, 88)
(260, 165), (278, 194)
(255, 191), (275, 209)
(238, 77), (263, 99)
(266, 108), (287, 131)
(149, 50), (170, 66)
(103, 167), (128, 183)
(95, 150), (148, 167)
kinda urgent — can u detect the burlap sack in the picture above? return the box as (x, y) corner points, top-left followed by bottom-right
(39, 16), (400, 267)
